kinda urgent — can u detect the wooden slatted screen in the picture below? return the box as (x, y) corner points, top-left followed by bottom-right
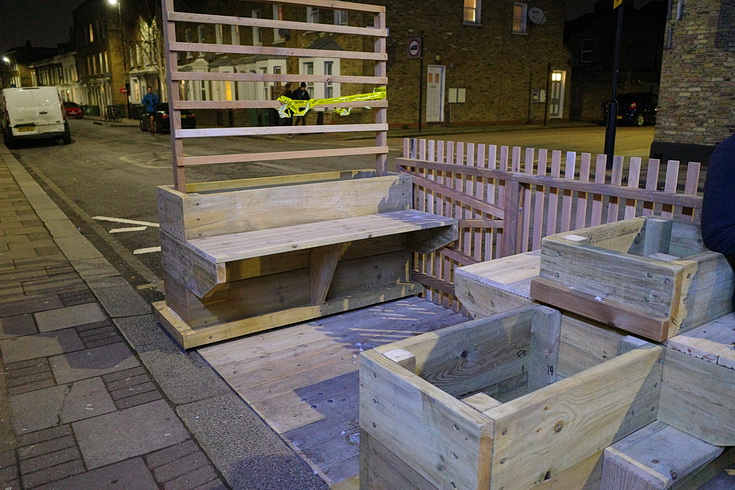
(399, 138), (704, 310)
(161, 0), (388, 192)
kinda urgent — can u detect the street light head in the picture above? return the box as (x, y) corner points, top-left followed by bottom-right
(107, 0), (119, 6)
(1, 56), (9, 64)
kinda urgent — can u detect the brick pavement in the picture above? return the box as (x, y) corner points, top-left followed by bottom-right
(0, 154), (226, 489)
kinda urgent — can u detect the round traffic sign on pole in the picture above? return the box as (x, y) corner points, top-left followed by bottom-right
(407, 37), (422, 59)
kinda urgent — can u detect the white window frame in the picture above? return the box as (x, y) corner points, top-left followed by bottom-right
(334, 2), (348, 25)
(463, 0), (481, 25)
(307, 7), (320, 23)
(513, 3), (528, 34)
(231, 25), (240, 45)
(185, 28), (193, 58)
(197, 24), (206, 56)
(215, 24), (223, 45)
(273, 5), (285, 43)
(300, 58), (340, 100)
(252, 10), (262, 46)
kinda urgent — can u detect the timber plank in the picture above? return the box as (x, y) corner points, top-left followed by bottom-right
(485, 345), (663, 489)
(658, 348), (735, 446)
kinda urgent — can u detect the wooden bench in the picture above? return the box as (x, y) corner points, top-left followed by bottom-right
(154, 171), (458, 348)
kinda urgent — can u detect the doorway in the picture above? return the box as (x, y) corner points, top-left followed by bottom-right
(549, 70), (566, 119)
(426, 65), (445, 123)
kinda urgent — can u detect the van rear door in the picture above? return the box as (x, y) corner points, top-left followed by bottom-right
(5, 89), (39, 135)
(32, 88), (65, 135)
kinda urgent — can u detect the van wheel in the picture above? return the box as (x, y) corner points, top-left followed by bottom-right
(62, 124), (72, 145)
(633, 114), (645, 127)
(3, 130), (16, 149)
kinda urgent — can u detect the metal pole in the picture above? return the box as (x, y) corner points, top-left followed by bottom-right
(418, 34), (423, 132)
(603, 0), (625, 164)
(117, 2), (131, 119)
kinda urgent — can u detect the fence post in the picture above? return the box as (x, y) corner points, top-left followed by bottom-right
(502, 176), (523, 257)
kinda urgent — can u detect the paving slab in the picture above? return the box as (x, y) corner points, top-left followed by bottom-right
(54, 236), (103, 261)
(177, 393), (328, 490)
(87, 276), (152, 317)
(73, 399), (189, 469)
(71, 258), (120, 280)
(43, 219), (81, 239)
(0, 313), (37, 339)
(50, 342), (140, 384)
(0, 295), (63, 317)
(0, 330), (84, 363)
(36, 457), (157, 490)
(115, 315), (231, 404)
(35, 303), (107, 333)
(10, 377), (116, 434)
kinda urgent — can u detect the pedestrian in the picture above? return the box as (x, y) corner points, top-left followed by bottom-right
(279, 83), (293, 126)
(701, 133), (735, 307)
(292, 82), (310, 126)
(142, 86), (159, 135)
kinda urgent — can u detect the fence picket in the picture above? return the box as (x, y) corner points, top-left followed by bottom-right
(532, 148), (548, 249)
(643, 158), (660, 216)
(575, 153), (591, 230)
(662, 160), (680, 218)
(546, 150), (562, 235)
(624, 157), (642, 220)
(606, 156), (624, 223)
(560, 152), (577, 232)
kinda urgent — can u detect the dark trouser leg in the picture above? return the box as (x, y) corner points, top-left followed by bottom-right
(727, 255), (735, 309)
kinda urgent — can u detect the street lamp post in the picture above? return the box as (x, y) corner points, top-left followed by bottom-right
(108, 0), (130, 118)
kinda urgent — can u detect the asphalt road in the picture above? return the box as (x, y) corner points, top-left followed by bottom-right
(8, 118), (654, 300)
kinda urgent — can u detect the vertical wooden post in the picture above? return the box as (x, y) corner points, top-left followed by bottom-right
(502, 176), (522, 257)
(374, 11), (388, 176)
(161, 0), (186, 192)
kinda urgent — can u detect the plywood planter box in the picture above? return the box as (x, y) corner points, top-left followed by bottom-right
(530, 217), (734, 342)
(154, 170), (458, 348)
(359, 305), (664, 490)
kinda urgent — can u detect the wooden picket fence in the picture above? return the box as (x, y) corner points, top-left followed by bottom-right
(398, 138), (704, 310)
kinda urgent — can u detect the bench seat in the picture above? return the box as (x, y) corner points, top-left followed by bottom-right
(190, 209), (457, 264)
(161, 209), (458, 299)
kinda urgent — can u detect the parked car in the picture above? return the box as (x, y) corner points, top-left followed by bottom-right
(1, 86), (71, 148)
(139, 103), (196, 133)
(602, 93), (658, 127)
(63, 101), (84, 119)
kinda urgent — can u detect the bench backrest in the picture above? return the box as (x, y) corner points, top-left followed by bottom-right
(158, 172), (413, 241)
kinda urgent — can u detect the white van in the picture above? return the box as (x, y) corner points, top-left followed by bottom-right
(1, 87), (71, 148)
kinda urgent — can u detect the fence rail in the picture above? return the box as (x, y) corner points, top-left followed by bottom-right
(399, 138), (703, 310)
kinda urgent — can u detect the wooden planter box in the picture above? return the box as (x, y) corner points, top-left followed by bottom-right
(359, 305), (665, 489)
(153, 170), (457, 348)
(530, 217), (734, 341)
(359, 304), (735, 489)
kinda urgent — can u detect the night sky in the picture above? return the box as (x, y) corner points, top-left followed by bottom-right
(0, 0), (87, 53)
(0, 0), (629, 55)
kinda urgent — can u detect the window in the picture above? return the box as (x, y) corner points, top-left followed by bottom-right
(324, 61), (334, 98)
(231, 25), (240, 45)
(580, 39), (594, 63)
(307, 7), (320, 23)
(197, 25), (206, 56)
(273, 5), (285, 43)
(88, 23), (95, 43)
(215, 24), (223, 45)
(334, 1), (348, 25)
(513, 3), (528, 34)
(185, 28), (193, 58)
(252, 10), (262, 46)
(464, 0), (481, 24)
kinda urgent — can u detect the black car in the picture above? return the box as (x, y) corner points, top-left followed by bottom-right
(602, 93), (658, 127)
(140, 103), (196, 133)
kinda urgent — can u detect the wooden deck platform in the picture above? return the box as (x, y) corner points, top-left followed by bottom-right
(198, 296), (467, 486)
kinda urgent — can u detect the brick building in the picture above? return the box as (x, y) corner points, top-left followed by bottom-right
(29, 49), (84, 104)
(171, 0), (571, 128)
(71, 0), (129, 114)
(651, 0), (735, 163)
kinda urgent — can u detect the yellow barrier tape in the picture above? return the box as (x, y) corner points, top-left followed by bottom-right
(277, 87), (386, 118)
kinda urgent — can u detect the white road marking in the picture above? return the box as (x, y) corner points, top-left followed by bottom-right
(133, 246), (161, 255)
(92, 216), (160, 227)
(109, 226), (148, 233)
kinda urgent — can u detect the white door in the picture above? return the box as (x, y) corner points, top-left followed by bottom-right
(426, 65), (445, 123)
(549, 70), (566, 119)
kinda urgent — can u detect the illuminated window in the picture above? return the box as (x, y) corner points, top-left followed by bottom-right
(513, 3), (528, 34)
(464, 0), (481, 24)
(252, 10), (262, 46)
(88, 24), (95, 42)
